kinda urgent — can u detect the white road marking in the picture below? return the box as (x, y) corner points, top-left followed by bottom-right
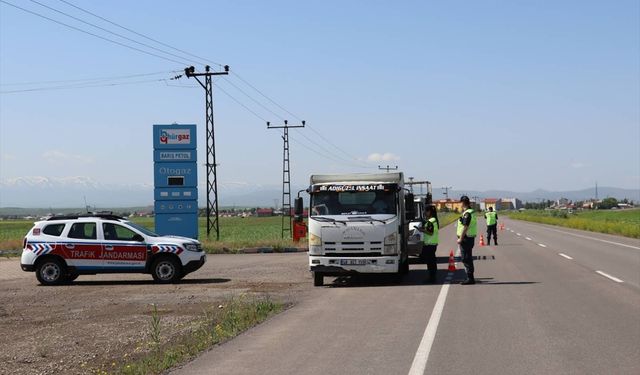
(596, 270), (624, 283)
(538, 243), (547, 248)
(516, 233), (521, 236)
(531, 226), (640, 250)
(525, 237), (532, 241)
(408, 279), (451, 375)
(558, 253), (573, 260)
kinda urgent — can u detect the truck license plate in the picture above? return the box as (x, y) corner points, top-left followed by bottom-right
(340, 259), (367, 266)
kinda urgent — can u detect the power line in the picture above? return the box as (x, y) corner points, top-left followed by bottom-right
(28, 0), (198, 66)
(290, 127), (366, 167)
(14, 0), (360, 171)
(213, 83), (269, 122)
(231, 71), (304, 121)
(0, 70), (177, 86)
(0, 0), (188, 65)
(229, 73), (366, 166)
(220, 77), (286, 121)
(305, 123), (364, 162)
(0, 77), (171, 94)
(6, 0), (365, 172)
(30, 0), (199, 65)
(56, 0), (222, 67)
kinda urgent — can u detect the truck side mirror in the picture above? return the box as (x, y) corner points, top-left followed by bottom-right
(426, 192), (433, 205)
(294, 197), (304, 217)
(405, 193), (416, 220)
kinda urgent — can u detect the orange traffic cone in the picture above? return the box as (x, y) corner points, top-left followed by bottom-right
(448, 250), (456, 272)
(479, 234), (486, 247)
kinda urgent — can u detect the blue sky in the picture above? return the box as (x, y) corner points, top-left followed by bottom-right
(1, 0), (639, 199)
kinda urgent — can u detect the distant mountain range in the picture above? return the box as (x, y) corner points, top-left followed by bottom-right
(0, 176), (638, 209)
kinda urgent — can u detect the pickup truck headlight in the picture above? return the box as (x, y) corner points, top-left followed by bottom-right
(183, 243), (199, 252)
(309, 233), (322, 255)
(384, 233), (397, 255)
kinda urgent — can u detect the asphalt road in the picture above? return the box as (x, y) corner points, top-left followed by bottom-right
(173, 218), (640, 375)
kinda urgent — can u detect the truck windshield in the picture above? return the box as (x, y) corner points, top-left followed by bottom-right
(311, 191), (397, 216)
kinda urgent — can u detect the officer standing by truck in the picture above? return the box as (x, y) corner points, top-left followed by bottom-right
(484, 206), (498, 245)
(418, 205), (439, 283)
(457, 196), (477, 285)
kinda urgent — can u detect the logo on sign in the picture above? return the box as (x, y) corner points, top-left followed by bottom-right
(160, 129), (191, 144)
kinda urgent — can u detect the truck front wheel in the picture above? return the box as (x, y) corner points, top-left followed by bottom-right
(401, 257), (410, 275)
(313, 272), (324, 287)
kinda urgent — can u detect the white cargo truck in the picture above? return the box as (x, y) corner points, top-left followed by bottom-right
(295, 173), (416, 286)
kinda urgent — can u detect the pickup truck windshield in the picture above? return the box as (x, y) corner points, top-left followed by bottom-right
(125, 221), (159, 237)
(311, 191), (397, 216)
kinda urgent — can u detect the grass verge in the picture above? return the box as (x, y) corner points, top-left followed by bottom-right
(438, 212), (459, 228)
(506, 209), (640, 238)
(103, 296), (284, 375)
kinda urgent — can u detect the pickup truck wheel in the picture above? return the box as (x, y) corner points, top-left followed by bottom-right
(313, 272), (323, 287)
(151, 257), (181, 284)
(35, 258), (66, 286)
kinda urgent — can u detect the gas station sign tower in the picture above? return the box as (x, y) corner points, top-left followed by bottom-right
(153, 124), (199, 239)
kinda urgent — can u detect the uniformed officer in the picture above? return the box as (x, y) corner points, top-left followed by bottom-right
(418, 205), (439, 283)
(457, 196), (477, 285)
(484, 206), (498, 245)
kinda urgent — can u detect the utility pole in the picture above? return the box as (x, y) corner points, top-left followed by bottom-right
(378, 165), (398, 173)
(268, 120), (305, 239)
(184, 65), (229, 240)
(441, 186), (452, 200)
(405, 180), (431, 195)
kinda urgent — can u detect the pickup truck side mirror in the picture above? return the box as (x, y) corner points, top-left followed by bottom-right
(405, 193), (416, 221)
(294, 197), (304, 217)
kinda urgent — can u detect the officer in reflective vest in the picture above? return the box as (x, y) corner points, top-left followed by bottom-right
(418, 205), (439, 283)
(456, 195), (477, 285)
(484, 206), (498, 245)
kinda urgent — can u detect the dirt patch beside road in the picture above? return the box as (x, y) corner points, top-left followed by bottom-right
(0, 253), (311, 375)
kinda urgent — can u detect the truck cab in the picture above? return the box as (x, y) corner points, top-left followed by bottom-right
(298, 173), (415, 286)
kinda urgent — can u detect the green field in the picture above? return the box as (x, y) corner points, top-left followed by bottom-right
(507, 209), (640, 238)
(0, 216), (295, 252)
(0, 211), (461, 252)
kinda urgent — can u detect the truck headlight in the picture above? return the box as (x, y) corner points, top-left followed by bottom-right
(309, 233), (322, 255)
(384, 233), (397, 255)
(309, 233), (321, 246)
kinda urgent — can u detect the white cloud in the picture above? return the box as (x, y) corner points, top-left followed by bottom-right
(570, 161), (588, 169)
(366, 152), (401, 162)
(42, 150), (94, 165)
